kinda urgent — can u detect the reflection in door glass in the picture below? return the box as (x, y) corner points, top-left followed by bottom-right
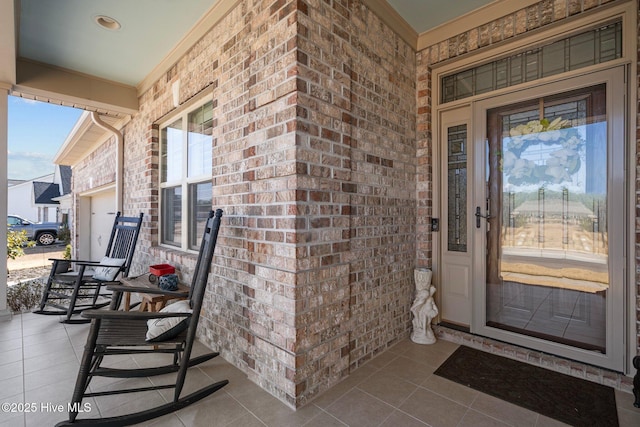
(486, 85), (607, 352)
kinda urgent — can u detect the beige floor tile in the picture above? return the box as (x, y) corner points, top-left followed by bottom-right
(254, 399), (321, 427)
(399, 387), (468, 427)
(21, 326), (69, 347)
(0, 327), (23, 342)
(365, 347), (400, 370)
(615, 388), (638, 412)
(174, 391), (251, 426)
(618, 407), (640, 427)
(0, 375), (24, 400)
(310, 364), (377, 409)
(421, 373), (479, 406)
(303, 410), (348, 427)
(97, 391), (167, 420)
(220, 412), (266, 427)
(325, 388), (395, 427)
(470, 393), (538, 427)
(0, 348), (24, 366)
(0, 360), (23, 380)
(379, 410), (429, 426)
(397, 340), (457, 368)
(137, 412), (186, 427)
(22, 338), (76, 360)
(24, 382), (99, 426)
(22, 346), (78, 374)
(23, 359), (79, 391)
(357, 370), (418, 407)
(381, 355), (435, 385)
(458, 409), (512, 427)
(0, 391), (26, 425)
(0, 337), (22, 352)
(90, 377), (159, 413)
(0, 413), (24, 427)
(534, 414), (571, 426)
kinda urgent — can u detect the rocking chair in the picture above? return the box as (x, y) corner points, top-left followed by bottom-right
(34, 212), (143, 323)
(55, 209), (227, 426)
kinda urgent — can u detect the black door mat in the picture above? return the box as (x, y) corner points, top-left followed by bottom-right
(434, 345), (618, 426)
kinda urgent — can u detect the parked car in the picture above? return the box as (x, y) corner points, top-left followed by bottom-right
(7, 214), (63, 246)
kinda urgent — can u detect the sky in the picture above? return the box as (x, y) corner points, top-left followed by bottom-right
(8, 96), (83, 181)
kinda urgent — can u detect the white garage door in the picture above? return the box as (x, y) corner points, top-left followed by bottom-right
(90, 190), (116, 260)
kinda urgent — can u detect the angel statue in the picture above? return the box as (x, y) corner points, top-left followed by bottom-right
(410, 268), (438, 344)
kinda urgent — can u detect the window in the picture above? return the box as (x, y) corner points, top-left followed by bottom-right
(441, 21), (621, 103)
(160, 100), (213, 250)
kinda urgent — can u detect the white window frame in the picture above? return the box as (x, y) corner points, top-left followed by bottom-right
(159, 97), (213, 252)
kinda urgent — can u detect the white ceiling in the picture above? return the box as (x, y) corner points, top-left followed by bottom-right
(17, 0), (495, 88)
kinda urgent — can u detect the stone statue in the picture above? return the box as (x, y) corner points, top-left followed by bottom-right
(411, 268), (438, 344)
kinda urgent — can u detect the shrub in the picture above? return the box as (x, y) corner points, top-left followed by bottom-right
(7, 229), (35, 260)
(63, 244), (72, 260)
(58, 224), (71, 245)
(7, 279), (44, 313)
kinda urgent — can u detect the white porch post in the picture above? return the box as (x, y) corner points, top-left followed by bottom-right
(0, 0), (16, 320)
(0, 84), (10, 320)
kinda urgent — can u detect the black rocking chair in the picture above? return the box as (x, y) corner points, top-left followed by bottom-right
(34, 212), (143, 323)
(56, 209), (228, 426)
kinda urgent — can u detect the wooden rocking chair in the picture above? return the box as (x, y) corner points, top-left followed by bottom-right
(34, 212), (143, 323)
(55, 209), (227, 426)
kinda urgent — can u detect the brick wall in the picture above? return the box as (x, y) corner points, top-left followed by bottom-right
(294, 0), (416, 405)
(113, 0), (417, 408)
(71, 136), (117, 195)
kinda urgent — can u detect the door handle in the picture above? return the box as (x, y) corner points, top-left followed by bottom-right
(475, 206), (490, 228)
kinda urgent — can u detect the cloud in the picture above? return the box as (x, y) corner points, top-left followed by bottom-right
(14, 97), (39, 105)
(8, 150), (56, 180)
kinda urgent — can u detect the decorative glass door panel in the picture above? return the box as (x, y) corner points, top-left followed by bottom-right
(485, 84), (609, 352)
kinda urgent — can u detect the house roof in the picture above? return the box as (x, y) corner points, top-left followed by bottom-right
(59, 165), (72, 195)
(33, 181), (61, 205)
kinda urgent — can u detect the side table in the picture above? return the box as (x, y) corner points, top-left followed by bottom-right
(118, 274), (189, 312)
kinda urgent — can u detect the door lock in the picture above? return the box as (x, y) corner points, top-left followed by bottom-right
(475, 206), (491, 228)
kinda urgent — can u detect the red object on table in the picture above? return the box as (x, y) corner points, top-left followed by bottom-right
(149, 264), (175, 277)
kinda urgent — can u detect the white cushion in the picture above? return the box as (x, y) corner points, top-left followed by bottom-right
(146, 300), (192, 342)
(92, 256), (126, 281)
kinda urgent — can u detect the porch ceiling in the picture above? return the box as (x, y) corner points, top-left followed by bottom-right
(4, 0), (497, 112)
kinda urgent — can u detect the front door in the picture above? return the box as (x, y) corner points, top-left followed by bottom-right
(440, 67), (626, 370)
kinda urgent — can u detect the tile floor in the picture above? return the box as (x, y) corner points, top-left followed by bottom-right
(1, 312), (639, 427)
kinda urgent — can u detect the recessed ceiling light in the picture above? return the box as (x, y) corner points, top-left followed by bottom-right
(94, 15), (121, 31)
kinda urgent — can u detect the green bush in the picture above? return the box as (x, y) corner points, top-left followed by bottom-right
(7, 228), (35, 260)
(63, 244), (72, 260)
(58, 224), (71, 245)
(7, 280), (44, 313)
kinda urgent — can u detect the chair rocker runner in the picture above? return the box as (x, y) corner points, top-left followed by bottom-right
(34, 212), (143, 323)
(56, 209), (227, 426)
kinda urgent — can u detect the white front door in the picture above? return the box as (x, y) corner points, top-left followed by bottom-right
(440, 67), (626, 370)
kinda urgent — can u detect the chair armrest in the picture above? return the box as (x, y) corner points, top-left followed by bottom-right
(106, 284), (188, 298)
(48, 258), (100, 264)
(81, 310), (191, 320)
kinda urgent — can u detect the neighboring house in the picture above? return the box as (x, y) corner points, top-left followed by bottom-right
(3, 0), (640, 411)
(7, 165), (71, 224)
